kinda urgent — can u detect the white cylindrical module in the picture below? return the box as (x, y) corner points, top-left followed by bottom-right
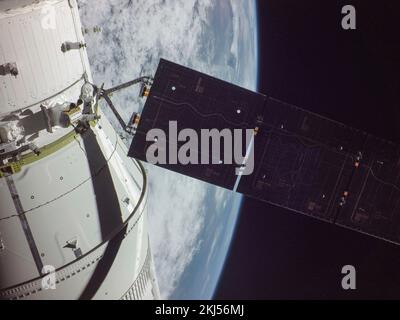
(0, 0), (160, 299)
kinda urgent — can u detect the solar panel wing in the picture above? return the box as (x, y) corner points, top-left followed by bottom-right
(128, 58), (400, 245)
(128, 58), (266, 189)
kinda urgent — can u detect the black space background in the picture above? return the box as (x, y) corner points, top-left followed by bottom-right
(214, 0), (400, 299)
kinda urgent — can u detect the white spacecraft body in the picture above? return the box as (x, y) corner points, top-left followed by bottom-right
(0, 0), (160, 299)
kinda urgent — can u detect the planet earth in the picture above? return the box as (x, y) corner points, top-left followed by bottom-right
(78, 0), (259, 299)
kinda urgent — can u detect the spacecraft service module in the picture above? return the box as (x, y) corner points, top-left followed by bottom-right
(0, 0), (160, 300)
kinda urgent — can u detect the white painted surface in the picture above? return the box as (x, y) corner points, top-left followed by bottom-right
(0, 0), (160, 300)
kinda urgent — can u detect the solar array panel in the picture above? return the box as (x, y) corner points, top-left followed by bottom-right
(128, 59), (400, 245)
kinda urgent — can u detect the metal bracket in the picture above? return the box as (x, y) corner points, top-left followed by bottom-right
(61, 41), (86, 53)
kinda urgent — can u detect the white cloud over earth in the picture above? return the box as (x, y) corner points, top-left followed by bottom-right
(78, 0), (257, 298)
